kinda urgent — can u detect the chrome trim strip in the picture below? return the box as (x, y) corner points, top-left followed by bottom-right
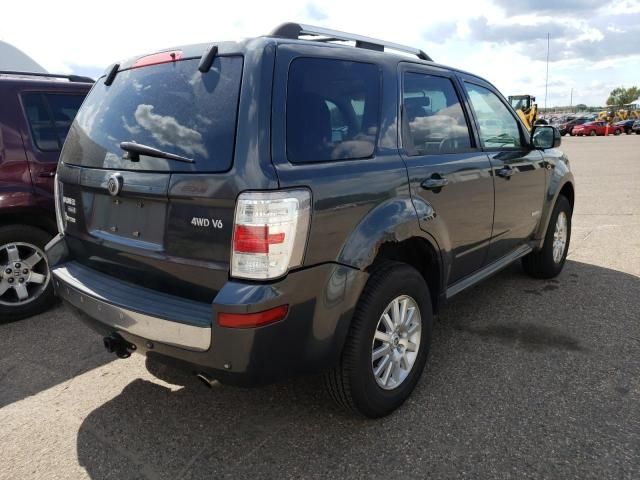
(52, 267), (211, 351)
(446, 244), (532, 299)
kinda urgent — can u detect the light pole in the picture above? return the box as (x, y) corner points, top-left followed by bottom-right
(570, 88), (573, 112)
(544, 33), (550, 112)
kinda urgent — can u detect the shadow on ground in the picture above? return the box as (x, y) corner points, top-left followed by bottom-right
(73, 260), (640, 479)
(0, 302), (113, 408)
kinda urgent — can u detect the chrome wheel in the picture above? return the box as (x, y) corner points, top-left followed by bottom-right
(0, 242), (50, 306)
(371, 295), (421, 390)
(552, 212), (568, 264)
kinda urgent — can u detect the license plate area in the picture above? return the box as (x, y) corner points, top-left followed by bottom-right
(87, 194), (166, 247)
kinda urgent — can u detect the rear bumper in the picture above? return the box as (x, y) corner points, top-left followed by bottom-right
(47, 234), (367, 385)
(53, 262), (212, 351)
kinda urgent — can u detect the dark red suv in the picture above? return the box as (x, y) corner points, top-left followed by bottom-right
(0, 71), (91, 321)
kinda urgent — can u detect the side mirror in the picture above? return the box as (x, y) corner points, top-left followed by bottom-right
(532, 125), (561, 149)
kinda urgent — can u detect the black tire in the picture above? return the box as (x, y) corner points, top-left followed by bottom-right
(522, 195), (572, 279)
(324, 261), (432, 418)
(589, 130), (597, 136)
(614, 129), (621, 136)
(0, 225), (56, 322)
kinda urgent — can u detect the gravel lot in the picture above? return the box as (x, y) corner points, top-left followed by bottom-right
(1, 135), (638, 479)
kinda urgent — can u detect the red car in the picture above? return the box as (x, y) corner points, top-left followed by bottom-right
(0, 71), (91, 320)
(572, 121), (623, 136)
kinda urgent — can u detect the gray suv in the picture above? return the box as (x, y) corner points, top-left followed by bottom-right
(47, 23), (574, 417)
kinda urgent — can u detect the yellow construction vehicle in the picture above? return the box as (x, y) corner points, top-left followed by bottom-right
(508, 95), (542, 131)
(598, 105), (640, 123)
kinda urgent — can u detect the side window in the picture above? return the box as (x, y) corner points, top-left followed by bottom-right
(44, 94), (85, 146)
(286, 58), (380, 163)
(21, 93), (85, 152)
(465, 83), (522, 148)
(21, 93), (60, 151)
(402, 73), (472, 155)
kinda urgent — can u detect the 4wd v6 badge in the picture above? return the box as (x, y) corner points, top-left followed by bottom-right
(191, 217), (224, 229)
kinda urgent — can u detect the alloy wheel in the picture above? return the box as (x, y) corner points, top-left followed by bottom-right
(0, 242), (50, 306)
(371, 295), (422, 390)
(552, 212), (568, 264)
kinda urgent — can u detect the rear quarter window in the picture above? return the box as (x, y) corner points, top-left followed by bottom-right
(286, 58), (381, 164)
(22, 93), (85, 151)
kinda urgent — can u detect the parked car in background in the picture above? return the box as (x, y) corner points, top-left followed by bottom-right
(559, 118), (588, 136)
(632, 120), (640, 134)
(0, 71), (91, 321)
(614, 119), (636, 134)
(47, 23), (575, 417)
(572, 121), (622, 136)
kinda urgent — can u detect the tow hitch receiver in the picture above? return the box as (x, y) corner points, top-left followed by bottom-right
(103, 333), (136, 359)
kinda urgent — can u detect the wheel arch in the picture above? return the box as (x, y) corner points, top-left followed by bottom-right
(0, 208), (57, 237)
(534, 175), (575, 250)
(337, 197), (445, 313)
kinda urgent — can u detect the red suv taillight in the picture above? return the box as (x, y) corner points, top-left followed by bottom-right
(231, 190), (311, 280)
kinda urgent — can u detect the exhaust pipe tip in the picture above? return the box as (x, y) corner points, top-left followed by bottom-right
(103, 333), (132, 359)
(196, 372), (219, 388)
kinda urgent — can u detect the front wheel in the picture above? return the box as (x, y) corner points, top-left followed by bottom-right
(522, 195), (572, 279)
(324, 262), (432, 418)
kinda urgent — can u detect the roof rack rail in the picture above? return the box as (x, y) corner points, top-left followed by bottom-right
(270, 23), (433, 62)
(0, 70), (94, 83)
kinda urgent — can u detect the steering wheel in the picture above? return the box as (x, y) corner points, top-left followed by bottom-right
(438, 137), (454, 152)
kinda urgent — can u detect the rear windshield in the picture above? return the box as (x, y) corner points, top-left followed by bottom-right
(62, 56), (243, 172)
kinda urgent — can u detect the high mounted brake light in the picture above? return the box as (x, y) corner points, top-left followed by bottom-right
(132, 50), (183, 69)
(231, 190), (311, 280)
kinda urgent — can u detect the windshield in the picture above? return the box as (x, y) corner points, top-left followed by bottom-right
(510, 97), (529, 110)
(62, 56), (243, 172)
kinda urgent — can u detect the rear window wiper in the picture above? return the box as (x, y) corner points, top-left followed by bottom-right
(119, 141), (195, 164)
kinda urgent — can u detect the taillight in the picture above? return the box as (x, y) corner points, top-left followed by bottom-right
(231, 189), (311, 280)
(54, 174), (65, 234)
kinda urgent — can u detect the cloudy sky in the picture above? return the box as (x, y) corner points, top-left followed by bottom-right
(2, 0), (639, 106)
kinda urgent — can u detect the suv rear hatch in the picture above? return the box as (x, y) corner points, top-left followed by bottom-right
(57, 52), (244, 302)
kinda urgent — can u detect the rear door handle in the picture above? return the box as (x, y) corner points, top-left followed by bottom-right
(496, 166), (516, 178)
(421, 175), (449, 190)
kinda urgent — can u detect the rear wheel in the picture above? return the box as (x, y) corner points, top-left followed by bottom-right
(0, 225), (56, 322)
(589, 130), (597, 136)
(614, 129), (622, 136)
(324, 262), (432, 418)
(522, 195), (572, 279)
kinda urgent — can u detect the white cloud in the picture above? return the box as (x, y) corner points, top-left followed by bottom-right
(1, 0), (637, 106)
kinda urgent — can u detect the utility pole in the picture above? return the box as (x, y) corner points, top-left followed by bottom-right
(544, 32), (550, 112)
